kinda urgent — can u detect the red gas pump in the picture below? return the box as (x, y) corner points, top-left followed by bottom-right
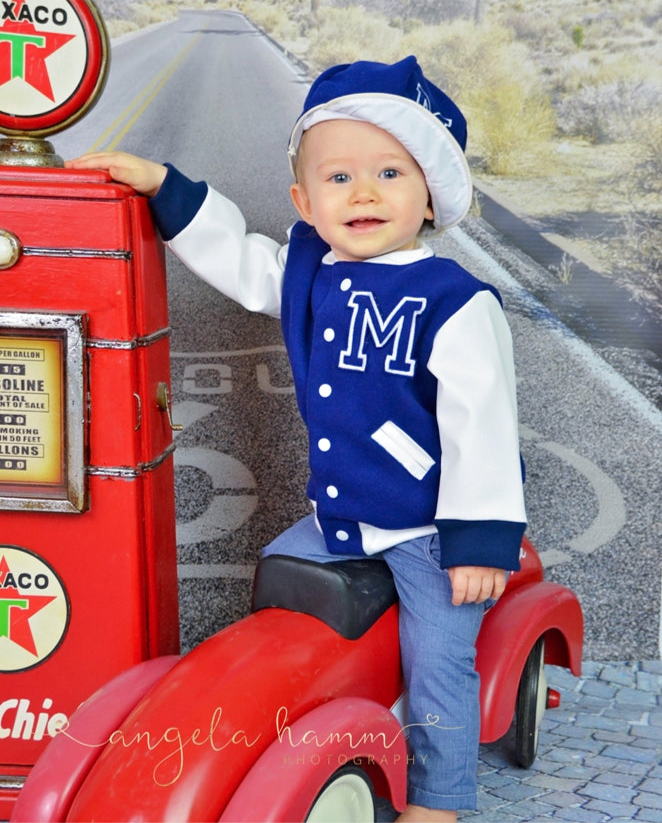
(0, 0), (180, 814)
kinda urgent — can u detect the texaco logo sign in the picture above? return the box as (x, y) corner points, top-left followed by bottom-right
(0, 0), (108, 136)
(0, 545), (70, 672)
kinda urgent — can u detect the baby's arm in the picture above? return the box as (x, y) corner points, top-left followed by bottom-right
(428, 288), (526, 580)
(68, 153), (287, 317)
(448, 566), (507, 605)
(65, 151), (167, 198)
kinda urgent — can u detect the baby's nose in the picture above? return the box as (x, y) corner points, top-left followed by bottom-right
(351, 179), (378, 202)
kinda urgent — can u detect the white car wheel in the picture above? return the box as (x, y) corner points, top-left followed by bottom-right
(306, 765), (375, 823)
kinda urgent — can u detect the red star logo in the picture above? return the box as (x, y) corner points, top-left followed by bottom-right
(0, 554), (56, 656)
(0, 2), (75, 101)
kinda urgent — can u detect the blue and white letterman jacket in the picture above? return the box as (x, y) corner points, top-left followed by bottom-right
(151, 165), (527, 571)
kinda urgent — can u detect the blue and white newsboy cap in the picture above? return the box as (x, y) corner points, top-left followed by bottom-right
(288, 56), (473, 231)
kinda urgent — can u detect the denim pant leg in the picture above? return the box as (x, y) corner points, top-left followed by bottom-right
(382, 534), (487, 811)
(261, 513), (357, 561)
(262, 518), (485, 811)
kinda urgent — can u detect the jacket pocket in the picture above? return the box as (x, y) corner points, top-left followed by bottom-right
(371, 420), (435, 480)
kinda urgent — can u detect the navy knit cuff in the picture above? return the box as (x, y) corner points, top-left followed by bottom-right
(149, 163), (208, 242)
(435, 519), (526, 571)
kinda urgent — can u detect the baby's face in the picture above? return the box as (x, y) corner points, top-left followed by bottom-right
(290, 119), (433, 262)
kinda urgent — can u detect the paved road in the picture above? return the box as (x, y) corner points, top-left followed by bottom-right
(47, 9), (662, 820)
(376, 662), (662, 822)
(54, 9), (661, 661)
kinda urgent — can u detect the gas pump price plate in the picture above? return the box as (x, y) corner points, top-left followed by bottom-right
(0, 0), (109, 137)
(0, 310), (86, 512)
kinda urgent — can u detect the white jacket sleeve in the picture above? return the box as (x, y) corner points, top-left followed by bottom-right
(167, 187), (288, 319)
(428, 290), (526, 526)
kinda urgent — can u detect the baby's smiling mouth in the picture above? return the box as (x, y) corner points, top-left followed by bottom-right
(345, 218), (385, 230)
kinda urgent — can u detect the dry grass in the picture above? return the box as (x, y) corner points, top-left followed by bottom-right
(398, 20), (557, 175)
(99, 0), (177, 35)
(480, 0), (662, 302)
(312, 0), (662, 306)
(106, 0), (662, 306)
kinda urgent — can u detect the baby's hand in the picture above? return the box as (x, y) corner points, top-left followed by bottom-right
(448, 566), (506, 606)
(65, 151), (167, 197)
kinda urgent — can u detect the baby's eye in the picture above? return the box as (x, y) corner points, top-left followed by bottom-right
(380, 168), (400, 179)
(330, 173), (350, 184)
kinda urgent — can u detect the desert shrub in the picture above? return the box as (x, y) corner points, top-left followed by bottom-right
(557, 79), (662, 143)
(131, 2), (176, 27)
(105, 17), (138, 38)
(399, 20), (513, 99)
(239, 0), (301, 40)
(572, 25), (584, 48)
(97, 0), (176, 32)
(323, 0), (475, 25)
(554, 45), (660, 95)
(612, 211), (662, 305)
(634, 116), (662, 196)
(306, 5), (402, 70)
(497, 8), (563, 52)
(389, 16), (424, 34)
(629, 117), (662, 283)
(469, 83), (556, 175)
(602, 116), (662, 305)
(402, 21), (556, 175)
(402, 0), (475, 23)
(95, 0), (133, 21)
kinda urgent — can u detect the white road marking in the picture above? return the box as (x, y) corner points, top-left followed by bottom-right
(520, 422), (627, 566)
(174, 446), (258, 545)
(539, 440), (626, 554)
(172, 400), (217, 432)
(178, 563), (255, 580)
(171, 345), (287, 358)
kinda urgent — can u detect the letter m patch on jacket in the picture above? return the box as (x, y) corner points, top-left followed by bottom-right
(339, 292), (427, 376)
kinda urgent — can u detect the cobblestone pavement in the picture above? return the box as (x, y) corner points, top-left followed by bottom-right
(378, 661), (661, 823)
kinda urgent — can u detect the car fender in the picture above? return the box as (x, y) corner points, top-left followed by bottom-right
(477, 581), (583, 742)
(65, 607), (401, 822)
(11, 655), (180, 823)
(220, 696), (408, 822)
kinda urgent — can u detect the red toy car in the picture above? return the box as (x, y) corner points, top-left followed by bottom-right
(12, 535), (582, 822)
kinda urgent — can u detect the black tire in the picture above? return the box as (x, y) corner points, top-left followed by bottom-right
(515, 635), (547, 768)
(305, 765), (376, 823)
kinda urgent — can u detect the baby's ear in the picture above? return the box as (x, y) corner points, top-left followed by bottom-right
(425, 195), (434, 224)
(290, 183), (314, 225)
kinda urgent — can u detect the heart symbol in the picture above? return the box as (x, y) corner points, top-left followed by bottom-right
(426, 714), (440, 726)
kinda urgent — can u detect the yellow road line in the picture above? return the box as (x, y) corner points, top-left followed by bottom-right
(89, 30), (203, 151)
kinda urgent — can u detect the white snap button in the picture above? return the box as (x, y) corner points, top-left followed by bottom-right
(326, 485), (338, 498)
(324, 328), (335, 342)
(318, 438), (331, 451)
(336, 530), (349, 541)
(319, 384), (332, 397)
(340, 278), (351, 291)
